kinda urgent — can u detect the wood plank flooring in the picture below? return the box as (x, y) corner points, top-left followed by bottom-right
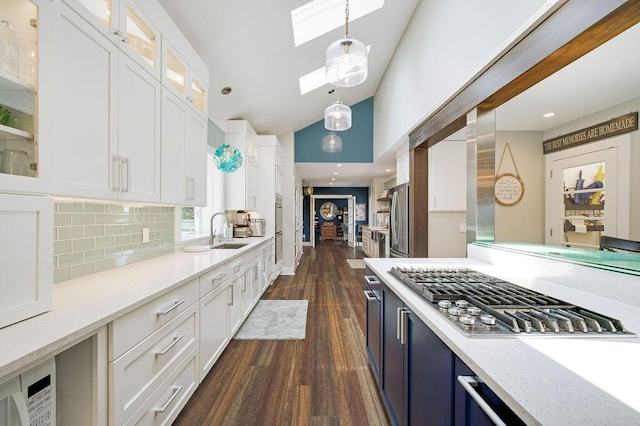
(174, 241), (390, 425)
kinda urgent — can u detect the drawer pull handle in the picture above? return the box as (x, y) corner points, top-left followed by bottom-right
(157, 300), (185, 316)
(152, 385), (183, 413)
(155, 335), (184, 356)
(364, 290), (376, 301)
(457, 376), (508, 426)
(212, 273), (227, 282)
(234, 262), (244, 271)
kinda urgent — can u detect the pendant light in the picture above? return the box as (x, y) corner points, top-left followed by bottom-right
(324, 89), (352, 131)
(322, 133), (342, 153)
(214, 87), (243, 173)
(325, 0), (368, 88)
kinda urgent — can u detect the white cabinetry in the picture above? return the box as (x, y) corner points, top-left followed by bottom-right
(0, 0), (53, 195)
(160, 89), (206, 206)
(256, 135), (283, 235)
(225, 120), (259, 211)
(0, 194), (53, 329)
(228, 273), (244, 336)
(52, 3), (161, 202)
(108, 278), (199, 426)
(199, 281), (229, 379)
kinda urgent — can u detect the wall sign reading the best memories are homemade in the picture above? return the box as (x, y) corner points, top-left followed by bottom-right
(542, 112), (638, 154)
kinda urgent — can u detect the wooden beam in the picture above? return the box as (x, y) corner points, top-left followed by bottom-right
(409, 148), (428, 258)
(409, 0), (640, 150)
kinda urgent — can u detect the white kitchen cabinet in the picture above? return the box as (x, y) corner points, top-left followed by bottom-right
(61, 0), (161, 80)
(250, 260), (261, 305)
(0, 194), (53, 329)
(161, 37), (208, 120)
(199, 283), (229, 380)
(228, 274), (244, 336)
(225, 120), (259, 211)
(0, 0), (53, 195)
(117, 54), (161, 202)
(52, 2), (118, 199)
(52, 3), (161, 202)
(239, 266), (253, 318)
(160, 89), (206, 206)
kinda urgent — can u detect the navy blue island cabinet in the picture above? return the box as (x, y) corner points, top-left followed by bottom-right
(381, 284), (454, 426)
(375, 282), (524, 426)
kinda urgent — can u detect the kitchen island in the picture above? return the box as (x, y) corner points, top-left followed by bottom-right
(365, 243), (640, 425)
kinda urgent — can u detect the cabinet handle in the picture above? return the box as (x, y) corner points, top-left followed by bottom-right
(121, 157), (130, 192)
(233, 262), (244, 273)
(364, 276), (379, 286)
(228, 284), (234, 306)
(113, 29), (122, 37)
(155, 335), (184, 356)
(185, 177), (191, 201)
(242, 276), (247, 292)
(456, 376), (508, 426)
(191, 177), (196, 201)
(156, 300), (184, 316)
(364, 290), (376, 301)
(112, 155), (121, 192)
(396, 307), (403, 340)
(400, 309), (409, 345)
(212, 273), (227, 282)
(152, 385), (183, 413)
(122, 37), (130, 44)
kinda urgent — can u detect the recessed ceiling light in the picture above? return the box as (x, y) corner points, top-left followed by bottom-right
(386, 169), (391, 172)
(337, 164), (342, 167)
(298, 46), (371, 95)
(333, 172), (338, 175)
(291, 0), (384, 47)
(331, 178), (335, 181)
(329, 182), (333, 185)
(543, 112), (555, 118)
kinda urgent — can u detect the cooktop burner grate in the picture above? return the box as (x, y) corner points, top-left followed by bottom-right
(389, 266), (635, 338)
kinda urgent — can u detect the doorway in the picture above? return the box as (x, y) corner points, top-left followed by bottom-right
(310, 195), (356, 248)
(545, 134), (630, 248)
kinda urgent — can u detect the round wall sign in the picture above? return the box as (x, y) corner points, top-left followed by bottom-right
(495, 173), (525, 206)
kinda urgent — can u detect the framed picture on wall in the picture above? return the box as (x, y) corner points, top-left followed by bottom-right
(355, 203), (366, 221)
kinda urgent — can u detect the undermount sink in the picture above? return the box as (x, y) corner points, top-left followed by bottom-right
(211, 243), (248, 249)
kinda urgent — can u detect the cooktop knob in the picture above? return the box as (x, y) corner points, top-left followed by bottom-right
(438, 300), (452, 310)
(467, 306), (482, 316)
(455, 300), (469, 309)
(460, 314), (476, 326)
(480, 314), (497, 326)
(448, 307), (462, 317)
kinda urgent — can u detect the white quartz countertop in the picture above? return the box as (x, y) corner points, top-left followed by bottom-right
(0, 237), (271, 381)
(365, 255), (640, 426)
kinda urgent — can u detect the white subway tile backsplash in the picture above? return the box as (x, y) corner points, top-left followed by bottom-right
(53, 201), (174, 283)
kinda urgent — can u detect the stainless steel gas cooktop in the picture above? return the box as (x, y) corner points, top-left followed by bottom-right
(389, 266), (635, 338)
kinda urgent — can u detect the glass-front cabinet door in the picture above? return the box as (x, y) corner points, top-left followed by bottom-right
(119, 1), (159, 79)
(162, 41), (187, 98)
(188, 72), (207, 117)
(0, 0), (48, 193)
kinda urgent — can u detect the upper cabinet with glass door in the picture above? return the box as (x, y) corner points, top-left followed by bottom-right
(162, 37), (208, 118)
(0, 0), (52, 194)
(63, 0), (161, 79)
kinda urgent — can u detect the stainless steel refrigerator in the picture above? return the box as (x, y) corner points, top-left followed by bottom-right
(389, 183), (409, 257)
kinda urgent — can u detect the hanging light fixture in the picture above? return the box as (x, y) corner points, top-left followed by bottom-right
(324, 89), (352, 131)
(214, 87), (243, 173)
(322, 133), (343, 153)
(325, 0), (368, 88)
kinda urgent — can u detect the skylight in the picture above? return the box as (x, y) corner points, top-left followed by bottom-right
(291, 0), (384, 47)
(299, 45), (371, 95)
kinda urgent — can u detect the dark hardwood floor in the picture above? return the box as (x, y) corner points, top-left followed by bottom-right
(174, 241), (390, 425)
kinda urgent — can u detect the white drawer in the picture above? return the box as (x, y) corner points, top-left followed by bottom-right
(199, 261), (230, 297)
(110, 303), (199, 426)
(109, 278), (199, 360)
(124, 346), (199, 426)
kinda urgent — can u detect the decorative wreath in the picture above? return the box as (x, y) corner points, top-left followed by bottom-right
(214, 144), (243, 173)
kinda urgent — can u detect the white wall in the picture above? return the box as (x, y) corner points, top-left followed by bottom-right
(374, 0), (552, 159)
(495, 131), (545, 243)
(543, 96), (640, 240)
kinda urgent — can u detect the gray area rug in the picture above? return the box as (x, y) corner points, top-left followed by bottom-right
(234, 300), (309, 340)
(346, 259), (366, 269)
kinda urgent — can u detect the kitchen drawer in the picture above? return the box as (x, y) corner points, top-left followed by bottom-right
(124, 346), (199, 426)
(229, 249), (256, 275)
(261, 242), (273, 257)
(199, 261), (231, 297)
(110, 303), (199, 426)
(109, 278), (199, 360)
